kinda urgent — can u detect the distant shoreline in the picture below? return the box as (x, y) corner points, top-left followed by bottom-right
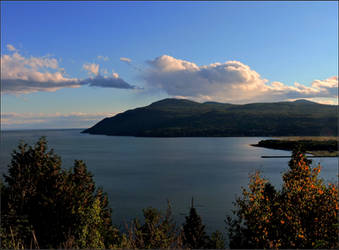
(252, 137), (339, 157)
(1, 128), (85, 132)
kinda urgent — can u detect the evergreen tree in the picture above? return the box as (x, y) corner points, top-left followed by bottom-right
(182, 198), (210, 249)
(1, 138), (64, 248)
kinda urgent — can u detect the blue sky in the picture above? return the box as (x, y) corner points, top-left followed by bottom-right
(1, 1), (338, 129)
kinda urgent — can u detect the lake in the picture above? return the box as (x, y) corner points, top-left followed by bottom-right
(1, 129), (338, 234)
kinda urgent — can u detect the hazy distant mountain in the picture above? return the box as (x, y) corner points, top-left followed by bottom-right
(82, 98), (338, 137)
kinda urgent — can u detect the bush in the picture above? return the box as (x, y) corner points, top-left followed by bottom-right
(226, 148), (339, 248)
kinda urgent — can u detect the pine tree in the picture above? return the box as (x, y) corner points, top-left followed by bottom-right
(182, 198), (210, 249)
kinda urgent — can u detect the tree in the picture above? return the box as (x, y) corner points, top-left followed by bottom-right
(0, 137), (119, 249)
(182, 198), (210, 249)
(208, 230), (225, 249)
(1, 138), (64, 248)
(122, 202), (183, 249)
(279, 149), (338, 248)
(226, 147), (339, 248)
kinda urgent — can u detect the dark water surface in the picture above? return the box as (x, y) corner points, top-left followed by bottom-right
(1, 129), (338, 233)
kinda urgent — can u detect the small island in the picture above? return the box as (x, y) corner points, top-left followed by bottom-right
(252, 137), (339, 157)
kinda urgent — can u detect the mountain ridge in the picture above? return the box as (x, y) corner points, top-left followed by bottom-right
(82, 98), (338, 137)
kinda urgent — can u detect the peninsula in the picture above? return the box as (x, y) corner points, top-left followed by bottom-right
(252, 137), (338, 157)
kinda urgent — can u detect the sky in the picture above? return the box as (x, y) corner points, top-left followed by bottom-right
(1, 1), (338, 129)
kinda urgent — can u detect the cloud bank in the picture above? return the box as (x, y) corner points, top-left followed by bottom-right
(1, 112), (116, 129)
(1, 49), (136, 94)
(144, 55), (338, 104)
(2, 48), (337, 104)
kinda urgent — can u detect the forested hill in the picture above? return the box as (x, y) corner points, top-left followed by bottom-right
(82, 98), (338, 137)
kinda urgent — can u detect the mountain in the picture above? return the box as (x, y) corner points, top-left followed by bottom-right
(82, 98), (338, 137)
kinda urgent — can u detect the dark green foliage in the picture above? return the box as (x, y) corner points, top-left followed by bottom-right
(0, 137), (119, 249)
(254, 139), (338, 152)
(1, 138), (64, 248)
(82, 98), (338, 137)
(208, 230), (226, 249)
(122, 203), (183, 249)
(182, 199), (210, 249)
(182, 199), (226, 249)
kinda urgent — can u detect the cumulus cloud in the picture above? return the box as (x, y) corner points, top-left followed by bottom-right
(265, 76), (338, 101)
(1, 52), (81, 94)
(6, 44), (16, 51)
(120, 57), (132, 64)
(143, 55), (338, 104)
(1, 51), (136, 94)
(83, 63), (99, 75)
(1, 112), (116, 129)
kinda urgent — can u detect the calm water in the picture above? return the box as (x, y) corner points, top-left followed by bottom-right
(1, 129), (338, 234)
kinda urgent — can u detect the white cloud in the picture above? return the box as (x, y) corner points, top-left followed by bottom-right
(1, 51), (136, 94)
(97, 55), (109, 61)
(83, 63), (99, 76)
(1, 112), (116, 129)
(6, 44), (16, 51)
(1, 52), (81, 94)
(120, 57), (132, 64)
(143, 55), (338, 104)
